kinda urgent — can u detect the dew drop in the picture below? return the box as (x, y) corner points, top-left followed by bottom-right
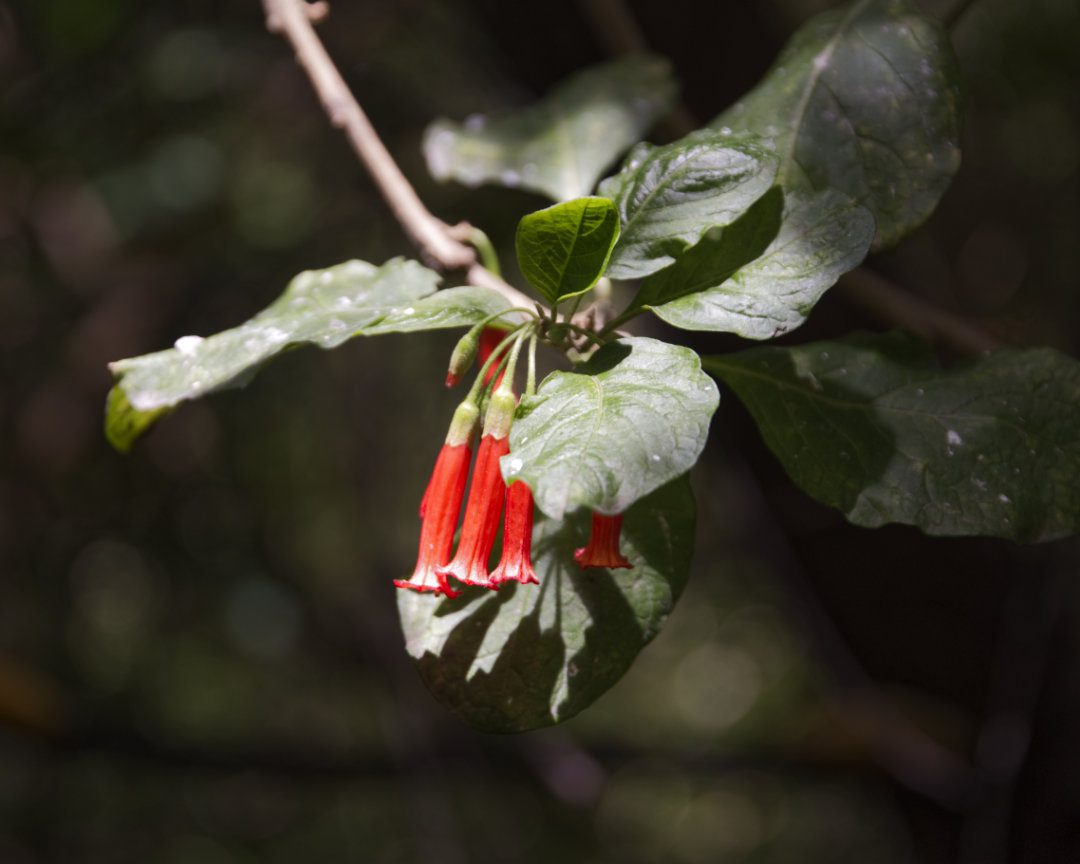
(174, 335), (204, 355)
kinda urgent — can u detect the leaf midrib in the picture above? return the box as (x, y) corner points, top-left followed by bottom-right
(776, 0), (872, 179)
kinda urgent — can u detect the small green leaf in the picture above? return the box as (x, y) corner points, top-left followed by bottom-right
(648, 188), (874, 338)
(105, 259), (514, 451)
(423, 55), (677, 202)
(598, 130), (779, 280)
(398, 476), (695, 732)
(515, 197), (620, 304)
(503, 337), (719, 520)
(713, 0), (962, 248)
(706, 333), (1080, 542)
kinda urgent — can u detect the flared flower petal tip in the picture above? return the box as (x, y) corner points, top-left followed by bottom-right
(436, 563), (496, 590)
(574, 512), (633, 570)
(573, 547), (632, 570)
(489, 567), (540, 587)
(393, 577), (461, 599)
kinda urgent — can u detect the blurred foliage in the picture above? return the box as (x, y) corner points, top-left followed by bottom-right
(1, 0), (1079, 862)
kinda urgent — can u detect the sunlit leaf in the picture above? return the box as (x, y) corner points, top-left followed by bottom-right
(398, 476), (695, 732)
(503, 337), (719, 520)
(626, 186), (784, 318)
(106, 259), (514, 451)
(515, 197), (620, 304)
(707, 332), (1080, 542)
(423, 55), (677, 202)
(648, 188), (874, 338)
(598, 130), (779, 280)
(713, 0), (962, 247)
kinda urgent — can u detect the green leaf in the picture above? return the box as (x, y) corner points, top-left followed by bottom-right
(706, 333), (1080, 542)
(598, 130), (779, 280)
(423, 55), (677, 202)
(503, 337), (719, 520)
(105, 258), (514, 451)
(627, 185), (785, 316)
(397, 476), (695, 732)
(515, 197), (620, 304)
(712, 0), (962, 248)
(647, 188), (874, 338)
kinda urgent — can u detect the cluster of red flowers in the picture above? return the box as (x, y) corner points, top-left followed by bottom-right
(395, 328), (631, 600)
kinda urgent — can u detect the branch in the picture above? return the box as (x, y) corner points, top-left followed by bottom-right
(836, 268), (1006, 355)
(260, 0), (534, 310)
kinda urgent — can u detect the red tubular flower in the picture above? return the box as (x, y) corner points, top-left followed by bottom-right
(437, 388), (515, 589)
(489, 481), (539, 586)
(574, 513), (632, 569)
(396, 401), (479, 597)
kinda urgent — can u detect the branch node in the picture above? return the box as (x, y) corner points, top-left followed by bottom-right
(305, 1), (330, 23)
(262, 0), (536, 310)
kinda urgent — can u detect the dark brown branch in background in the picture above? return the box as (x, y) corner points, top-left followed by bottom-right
(577, 0), (697, 138)
(260, 0), (535, 310)
(837, 268), (1005, 353)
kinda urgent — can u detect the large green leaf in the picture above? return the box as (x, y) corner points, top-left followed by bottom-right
(706, 333), (1080, 542)
(713, 0), (962, 247)
(398, 476), (695, 732)
(625, 185), (785, 319)
(515, 197), (620, 304)
(423, 55), (677, 202)
(648, 188), (874, 338)
(598, 130), (779, 280)
(502, 337), (719, 520)
(106, 259), (514, 452)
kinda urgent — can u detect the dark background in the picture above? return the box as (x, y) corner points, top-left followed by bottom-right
(2, 0), (1079, 861)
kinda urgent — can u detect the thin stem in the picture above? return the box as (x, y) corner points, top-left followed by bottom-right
(260, 0), (536, 310)
(464, 226), (502, 278)
(473, 307), (539, 332)
(599, 304), (643, 337)
(526, 333), (538, 397)
(497, 329), (530, 393)
(566, 293), (586, 322)
(467, 325), (531, 403)
(562, 321), (609, 347)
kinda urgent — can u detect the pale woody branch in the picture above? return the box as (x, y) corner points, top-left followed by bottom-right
(260, 0), (536, 310)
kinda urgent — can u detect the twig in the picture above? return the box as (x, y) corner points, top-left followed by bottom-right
(260, 0), (535, 310)
(577, 0), (697, 138)
(837, 268), (1005, 355)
